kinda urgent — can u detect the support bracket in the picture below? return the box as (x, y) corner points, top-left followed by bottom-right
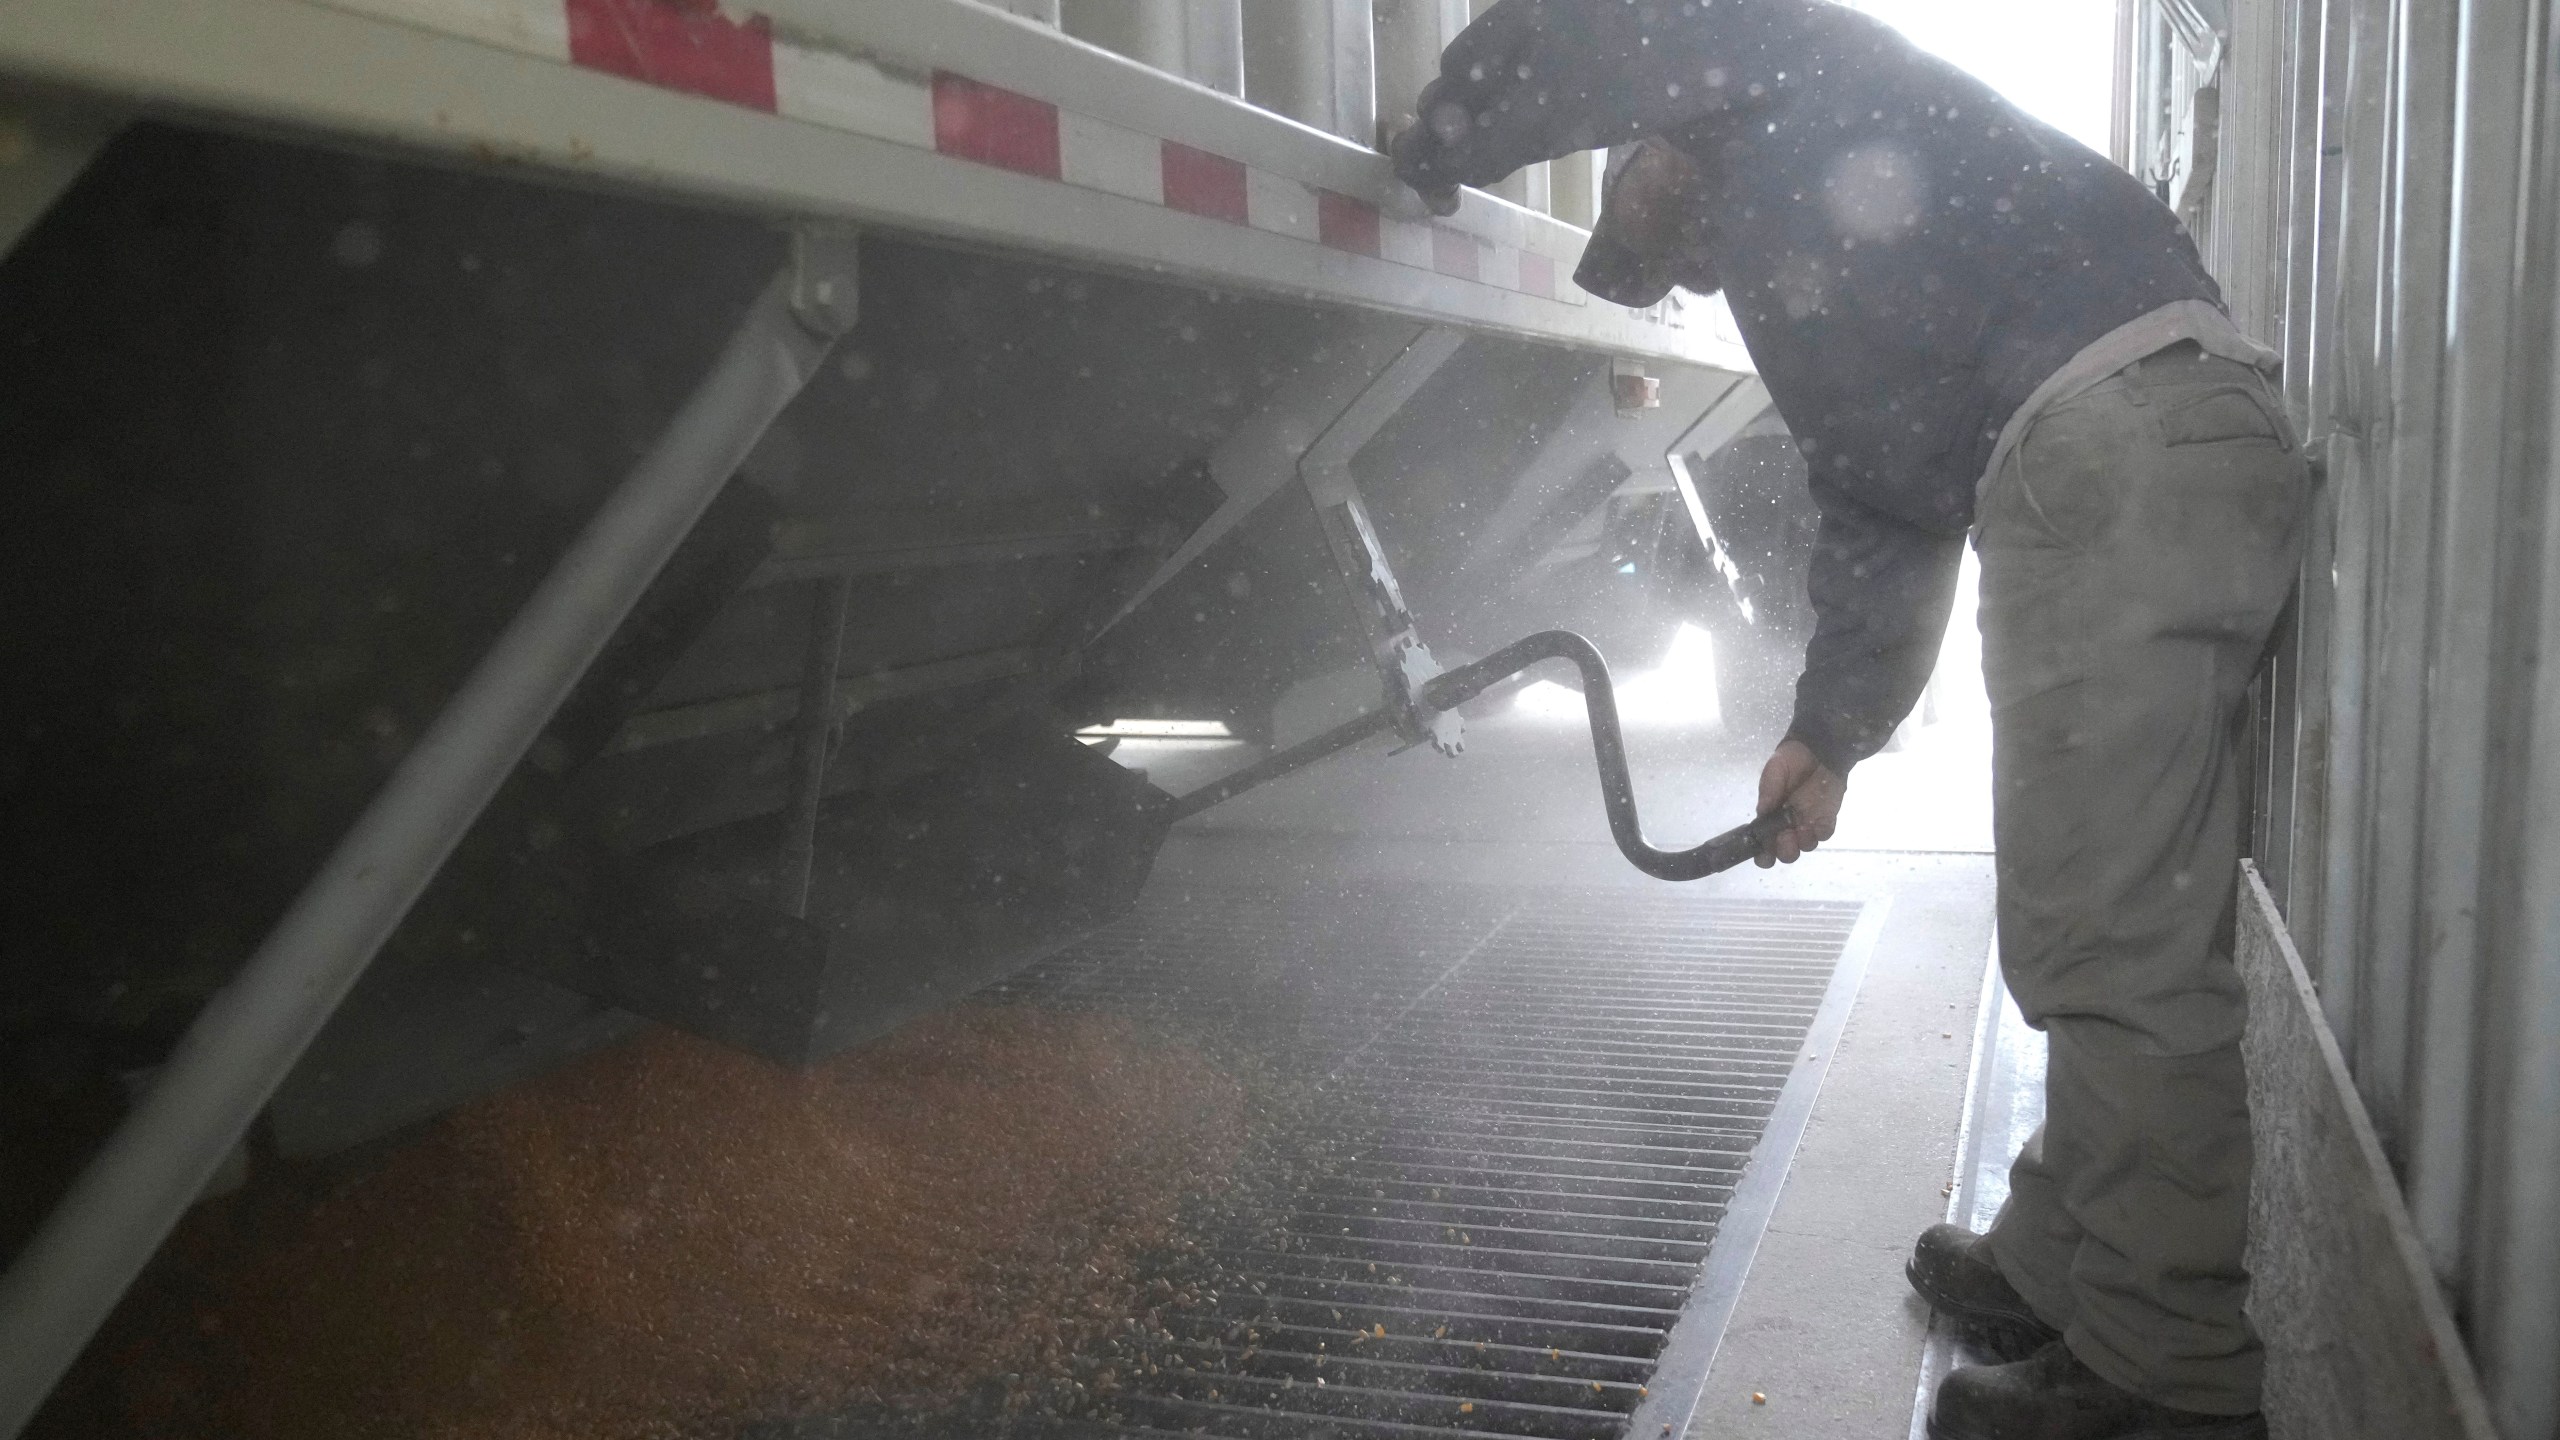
(1660, 375), (1771, 623)
(1297, 326), (1468, 755)
(771, 224), (860, 912)
(0, 249), (852, 1438)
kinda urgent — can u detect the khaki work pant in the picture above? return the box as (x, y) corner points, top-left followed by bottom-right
(1975, 344), (2311, 1416)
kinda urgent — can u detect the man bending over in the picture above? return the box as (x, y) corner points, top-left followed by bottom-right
(1392, 4), (2309, 1437)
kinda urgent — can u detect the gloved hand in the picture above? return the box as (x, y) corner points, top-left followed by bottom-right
(1388, 0), (1643, 215)
(1388, 107), (1469, 217)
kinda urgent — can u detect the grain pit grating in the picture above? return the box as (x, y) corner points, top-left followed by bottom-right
(985, 884), (1875, 1440)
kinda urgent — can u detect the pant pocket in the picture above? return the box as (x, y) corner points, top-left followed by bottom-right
(1999, 393), (2140, 552)
(2154, 379), (2293, 450)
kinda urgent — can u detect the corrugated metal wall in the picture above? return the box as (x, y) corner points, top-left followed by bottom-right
(2125, 0), (2560, 1433)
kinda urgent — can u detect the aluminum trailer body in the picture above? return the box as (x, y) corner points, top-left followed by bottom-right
(2123, 0), (2560, 1435)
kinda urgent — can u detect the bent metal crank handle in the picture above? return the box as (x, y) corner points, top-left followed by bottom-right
(1422, 631), (1792, 880)
(1165, 629), (1794, 882)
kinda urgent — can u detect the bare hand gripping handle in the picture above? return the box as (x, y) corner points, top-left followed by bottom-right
(1170, 629), (1788, 881)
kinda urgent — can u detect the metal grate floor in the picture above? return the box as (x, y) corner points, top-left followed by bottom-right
(989, 883), (1875, 1440)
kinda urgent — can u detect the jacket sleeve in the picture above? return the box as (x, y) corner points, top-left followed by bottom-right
(1391, 0), (1789, 196)
(1786, 475), (1966, 775)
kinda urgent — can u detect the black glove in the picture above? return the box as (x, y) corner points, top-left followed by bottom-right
(1387, 0), (1601, 211)
(1389, 0), (1707, 209)
(1389, 106), (1469, 217)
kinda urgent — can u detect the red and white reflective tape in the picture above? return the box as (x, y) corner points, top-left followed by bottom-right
(324, 0), (1601, 307)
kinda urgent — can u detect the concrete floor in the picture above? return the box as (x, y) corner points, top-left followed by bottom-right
(1122, 681), (2005, 1440)
(1907, 975), (2048, 1439)
(1683, 857), (1994, 1440)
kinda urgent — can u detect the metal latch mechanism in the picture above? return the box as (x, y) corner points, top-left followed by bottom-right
(1295, 328), (1473, 760)
(1210, 327), (1780, 880)
(1310, 488), (1464, 758)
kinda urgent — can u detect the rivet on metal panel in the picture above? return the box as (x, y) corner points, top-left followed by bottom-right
(788, 224), (862, 337)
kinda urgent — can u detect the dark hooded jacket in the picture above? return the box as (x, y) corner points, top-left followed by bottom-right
(1393, 0), (2224, 771)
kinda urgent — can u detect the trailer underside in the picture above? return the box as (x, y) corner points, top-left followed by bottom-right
(0, 8), (2016, 1437)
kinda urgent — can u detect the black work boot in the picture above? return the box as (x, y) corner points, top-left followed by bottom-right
(1907, 1223), (2063, 1362)
(1928, 1342), (2268, 1440)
